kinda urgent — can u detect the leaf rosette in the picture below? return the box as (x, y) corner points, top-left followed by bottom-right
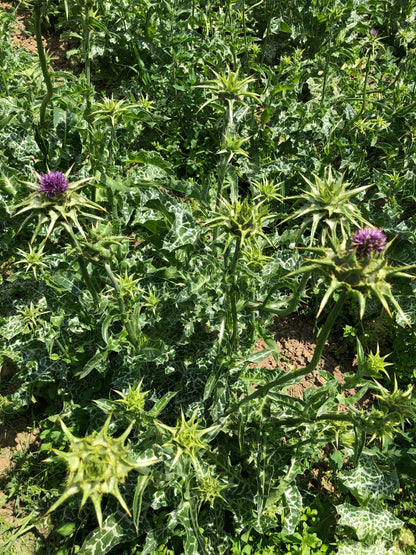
(282, 167), (372, 246)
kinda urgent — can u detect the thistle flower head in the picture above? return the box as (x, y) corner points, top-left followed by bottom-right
(37, 171), (69, 197)
(114, 380), (149, 414)
(156, 409), (219, 470)
(14, 169), (105, 244)
(195, 473), (226, 504)
(351, 227), (386, 258)
(288, 233), (414, 322)
(364, 345), (392, 377)
(365, 378), (415, 446)
(206, 196), (275, 252)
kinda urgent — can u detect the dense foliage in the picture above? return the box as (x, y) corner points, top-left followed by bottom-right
(1, 0), (416, 553)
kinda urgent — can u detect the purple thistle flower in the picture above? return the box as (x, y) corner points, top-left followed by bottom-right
(370, 28), (377, 36)
(37, 171), (69, 197)
(351, 227), (386, 257)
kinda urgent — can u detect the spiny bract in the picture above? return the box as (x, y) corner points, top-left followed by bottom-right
(289, 233), (414, 321)
(45, 414), (159, 530)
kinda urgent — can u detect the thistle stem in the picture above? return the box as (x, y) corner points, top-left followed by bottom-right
(83, 2), (91, 87)
(66, 232), (100, 304)
(358, 47), (373, 118)
(320, 35), (334, 108)
(77, 256), (100, 305)
(213, 99), (236, 243)
(226, 238), (242, 353)
(34, 0), (53, 129)
(104, 263), (138, 345)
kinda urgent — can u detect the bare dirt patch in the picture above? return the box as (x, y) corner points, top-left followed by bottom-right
(0, 0), (71, 71)
(253, 314), (355, 398)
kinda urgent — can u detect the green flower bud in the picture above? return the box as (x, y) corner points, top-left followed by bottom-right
(45, 415), (159, 530)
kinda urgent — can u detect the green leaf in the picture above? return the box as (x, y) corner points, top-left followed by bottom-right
(279, 22), (292, 33)
(269, 17), (292, 34)
(78, 349), (108, 379)
(79, 512), (136, 555)
(337, 539), (399, 555)
(149, 390), (177, 417)
(56, 522), (76, 537)
(162, 203), (199, 250)
(337, 500), (403, 542)
(243, 349), (272, 364)
(282, 484), (302, 535)
(339, 456), (399, 503)
(128, 150), (172, 171)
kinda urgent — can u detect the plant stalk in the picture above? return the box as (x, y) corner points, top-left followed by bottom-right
(230, 290), (347, 412)
(34, 0), (53, 129)
(228, 238), (241, 351)
(104, 262), (138, 345)
(358, 48), (373, 118)
(66, 232), (100, 304)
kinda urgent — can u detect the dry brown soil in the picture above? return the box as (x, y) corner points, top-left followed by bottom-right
(253, 315), (355, 397)
(0, 0), (70, 71)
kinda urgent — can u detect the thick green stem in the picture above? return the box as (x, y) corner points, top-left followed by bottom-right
(83, 3), (91, 87)
(212, 100), (237, 244)
(226, 99), (234, 130)
(230, 290), (347, 412)
(241, 0), (247, 64)
(302, 290), (346, 373)
(228, 239), (241, 351)
(320, 49), (331, 107)
(34, 0), (53, 129)
(66, 232), (100, 304)
(358, 48), (373, 118)
(107, 126), (121, 236)
(214, 101), (235, 207)
(212, 158), (228, 245)
(228, 237), (241, 277)
(77, 256), (100, 305)
(104, 263), (138, 345)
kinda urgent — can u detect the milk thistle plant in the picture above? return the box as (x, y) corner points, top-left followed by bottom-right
(294, 228), (414, 321)
(3, 1), (416, 552)
(196, 65), (260, 128)
(282, 167), (372, 246)
(15, 242), (47, 278)
(236, 225), (414, 414)
(156, 409), (219, 471)
(13, 169), (105, 303)
(14, 169), (104, 244)
(196, 66), (261, 208)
